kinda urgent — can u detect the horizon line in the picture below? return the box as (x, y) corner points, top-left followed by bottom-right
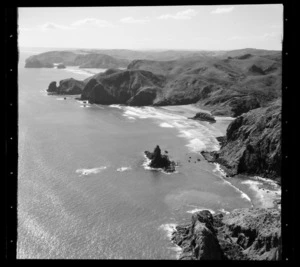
(19, 46), (282, 52)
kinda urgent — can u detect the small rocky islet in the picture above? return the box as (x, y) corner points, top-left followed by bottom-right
(144, 145), (176, 173)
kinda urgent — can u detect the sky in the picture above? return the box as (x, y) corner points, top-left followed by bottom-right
(18, 5), (283, 51)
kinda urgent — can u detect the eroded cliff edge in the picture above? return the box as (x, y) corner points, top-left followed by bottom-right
(172, 209), (281, 260)
(201, 99), (281, 183)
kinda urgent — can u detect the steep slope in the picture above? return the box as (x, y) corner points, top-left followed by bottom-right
(201, 99), (281, 181)
(47, 78), (85, 95)
(128, 53), (281, 116)
(172, 209), (281, 260)
(80, 69), (166, 105)
(44, 49), (281, 116)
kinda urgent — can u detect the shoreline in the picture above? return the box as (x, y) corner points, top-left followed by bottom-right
(46, 91), (282, 211)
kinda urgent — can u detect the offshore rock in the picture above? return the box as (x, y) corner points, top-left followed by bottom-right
(47, 78), (85, 95)
(144, 145), (176, 173)
(56, 63), (66, 69)
(190, 112), (216, 123)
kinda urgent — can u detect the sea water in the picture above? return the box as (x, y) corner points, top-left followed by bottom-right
(17, 48), (275, 259)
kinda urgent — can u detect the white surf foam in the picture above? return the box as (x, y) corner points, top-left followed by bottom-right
(109, 104), (123, 109)
(253, 176), (281, 189)
(241, 179), (281, 208)
(186, 208), (215, 214)
(127, 116), (136, 120)
(158, 223), (177, 239)
(76, 166), (107, 176)
(158, 223), (182, 259)
(116, 167), (131, 172)
(63, 67), (106, 77)
(121, 106), (220, 153)
(159, 123), (174, 128)
(218, 208), (230, 214)
(213, 163), (253, 205)
(142, 155), (178, 175)
(212, 163), (228, 177)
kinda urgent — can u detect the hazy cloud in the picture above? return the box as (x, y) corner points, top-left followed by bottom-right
(211, 6), (234, 14)
(120, 17), (150, 24)
(72, 18), (114, 27)
(228, 32), (281, 41)
(158, 9), (197, 20)
(39, 22), (74, 31)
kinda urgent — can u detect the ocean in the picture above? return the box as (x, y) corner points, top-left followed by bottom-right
(17, 48), (280, 259)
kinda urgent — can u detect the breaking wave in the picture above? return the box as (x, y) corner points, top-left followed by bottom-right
(75, 166), (107, 176)
(213, 163), (253, 205)
(115, 106), (221, 153)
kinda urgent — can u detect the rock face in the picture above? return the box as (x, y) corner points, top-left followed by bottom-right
(46, 78), (85, 95)
(172, 209), (281, 260)
(201, 100), (281, 182)
(144, 145), (176, 173)
(80, 69), (165, 105)
(128, 51), (281, 117)
(47, 81), (57, 93)
(190, 112), (216, 123)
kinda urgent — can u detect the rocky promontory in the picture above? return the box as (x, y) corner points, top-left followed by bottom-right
(190, 112), (216, 123)
(201, 99), (281, 182)
(25, 59), (54, 68)
(46, 78), (85, 95)
(144, 145), (176, 173)
(25, 51), (129, 69)
(172, 208), (281, 260)
(41, 48), (281, 114)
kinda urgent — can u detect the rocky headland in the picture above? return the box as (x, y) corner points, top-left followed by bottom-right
(41, 48), (281, 117)
(47, 78), (85, 95)
(25, 51), (129, 69)
(172, 209), (281, 260)
(201, 99), (281, 183)
(144, 145), (176, 173)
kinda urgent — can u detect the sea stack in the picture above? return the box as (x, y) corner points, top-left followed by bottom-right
(144, 145), (176, 173)
(190, 112), (216, 123)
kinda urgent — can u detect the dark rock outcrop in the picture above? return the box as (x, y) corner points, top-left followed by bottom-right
(172, 208), (281, 260)
(80, 69), (165, 105)
(47, 78), (85, 95)
(190, 112), (216, 123)
(249, 64), (265, 75)
(47, 81), (57, 93)
(144, 145), (176, 173)
(56, 63), (66, 69)
(201, 100), (281, 181)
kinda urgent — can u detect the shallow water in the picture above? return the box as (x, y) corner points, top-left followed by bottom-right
(17, 49), (275, 259)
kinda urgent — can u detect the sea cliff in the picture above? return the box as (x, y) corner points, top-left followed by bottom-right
(201, 99), (281, 182)
(172, 209), (281, 260)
